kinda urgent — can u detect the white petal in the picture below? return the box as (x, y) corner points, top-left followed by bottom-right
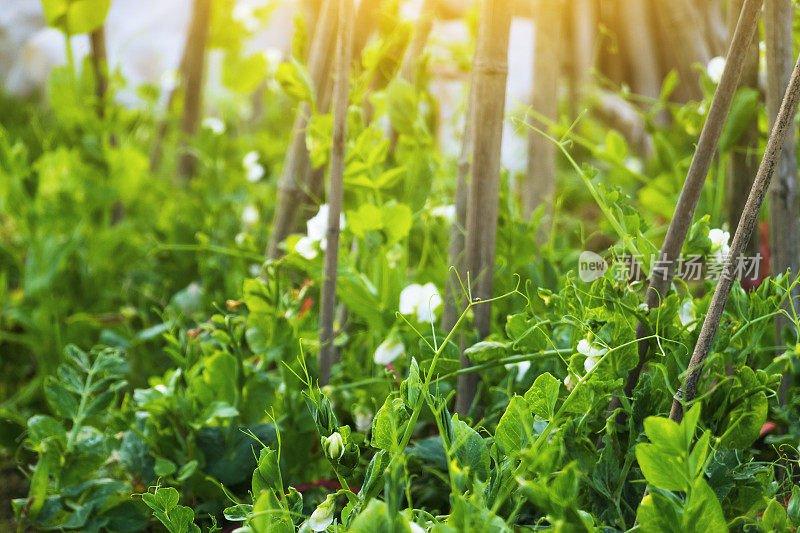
(504, 360), (531, 381)
(307, 497), (335, 531)
(577, 339), (592, 356)
(399, 284), (424, 315)
(584, 355), (600, 374)
(202, 117), (225, 134)
(294, 237), (318, 259)
(430, 204), (456, 224)
(374, 339), (405, 365)
(243, 150), (260, 168)
(246, 163), (265, 182)
(242, 205), (259, 225)
(707, 56), (726, 84)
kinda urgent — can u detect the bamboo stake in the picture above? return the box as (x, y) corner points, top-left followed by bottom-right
(318, 0), (353, 386)
(454, 0), (512, 416)
(441, 99), (473, 332)
(618, 0), (661, 100)
(267, 0), (338, 259)
(726, 0), (761, 265)
(604, 0), (763, 426)
(523, 0), (563, 220)
(89, 26), (108, 118)
(670, 49), (800, 422)
(176, 0), (212, 180)
(765, 0), (800, 405)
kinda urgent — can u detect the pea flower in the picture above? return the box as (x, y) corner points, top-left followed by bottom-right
(293, 204), (345, 258)
(430, 204), (457, 224)
(707, 56), (726, 84)
(202, 117), (225, 134)
(242, 205), (259, 226)
(307, 494), (336, 531)
(578, 338), (607, 373)
(353, 406), (373, 433)
(243, 151), (265, 182)
(708, 228), (730, 263)
(374, 338), (405, 365)
(504, 360), (531, 382)
(322, 431), (344, 461)
(564, 373), (577, 392)
(678, 298), (697, 331)
(399, 283), (442, 323)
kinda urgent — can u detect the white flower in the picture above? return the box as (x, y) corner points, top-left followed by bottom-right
(307, 494), (336, 531)
(232, 3), (259, 32)
(707, 56), (726, 84)
(353, 406), (373, 432)
(709, 228), (730, 263)
(242, 205), (259, 226)
(243, 151), (265, 182)
(294, 236), (318, 259)
(374, 338), (405, 365)
(155, 384), (168, 394)
(235, 233), (247, 247)
(504, 360), (531, 382)
(678, 299), (697, 331)
(564, 373), (576, 392)
(307, 204), (345, 243)
(399, 283), (442, 323)
(624, 157), (643, 174)
(578, 338), (607, 374)
(430, 204), (457, 224)
(202, 117), (225, 134)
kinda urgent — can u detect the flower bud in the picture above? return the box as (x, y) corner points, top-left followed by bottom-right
(322, 432), (344, 461)
(308, 494), (336, 531)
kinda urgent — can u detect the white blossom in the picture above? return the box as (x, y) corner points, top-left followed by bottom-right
(243, 151), (265, 182)
(322, 432), (344, 461)
(709, 228), (730, 263)
(563, 373), (576, 392)
(202, 117), (225, 134)
(679, 299), (697, 331)
(306, 204), (345, 243)
(307, 494), (336, 531)
(242, 205), (259, 226)
(232, 3), (259, 32)
(294, 236), (318, 260)
(353, 406), (373, 432)
(707, 56), (726, 84)
(504, 360), (531, 382)
(374, 338), (405, 365)
(578, 338), (607, 374)
(430, 204), (457, 224)
(399, 283), (442, 323)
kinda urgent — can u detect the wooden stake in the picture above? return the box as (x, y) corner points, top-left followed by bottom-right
(726, 0), (761, 264)
(765, 0), (800, 405)
(89, 26), (108, 118)
(670, 48), (800, 422)
(267, 0), (338, 259)
(604, 0), (763, 428)
(454, 0), (512, 416)
(177, 0), (212, 180)
(523, 0), (563, 220)
(318, 0), (353, 386)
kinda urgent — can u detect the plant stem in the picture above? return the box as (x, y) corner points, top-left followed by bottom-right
(318, 0), (354, 386)
(669, 48), (800, 422)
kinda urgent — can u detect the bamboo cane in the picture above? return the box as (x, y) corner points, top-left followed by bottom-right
(604, 0), (763, 428)
(765, 0), (800, 405)
(318, 0), (354, 386)
(454, 0), (512, 415)
(670, 48), (800, 422)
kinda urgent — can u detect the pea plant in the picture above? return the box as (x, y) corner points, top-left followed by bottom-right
(7, 0), (800, 532)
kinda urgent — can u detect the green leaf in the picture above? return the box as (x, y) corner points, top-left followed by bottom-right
(385, 79), (417, 135)
(683, 477), (727, 532)
(381, 203), (412, 244)
(719, 366), (768, 449)
(763, 498), (788, 532)
(464, 341), (509, 363)
(718, 87), (759, 152)
(371, 396), (409, 452)
(348, 204), (384, 238)
(494, 396), (534, 455)
(154, 457), (177, 477)
(788, 485), (800, 526)
(252, 447), (281, 495)
(643, 416), (684, 456)
(505, 313), (548, 352)
(449, 416), (490, 481)
(636, 443), (690, 492)
(42, 0), (110, 35)
(275, 60), (314, 104)
(44, 378), (78, 420)
(524, 372), (560, 419)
